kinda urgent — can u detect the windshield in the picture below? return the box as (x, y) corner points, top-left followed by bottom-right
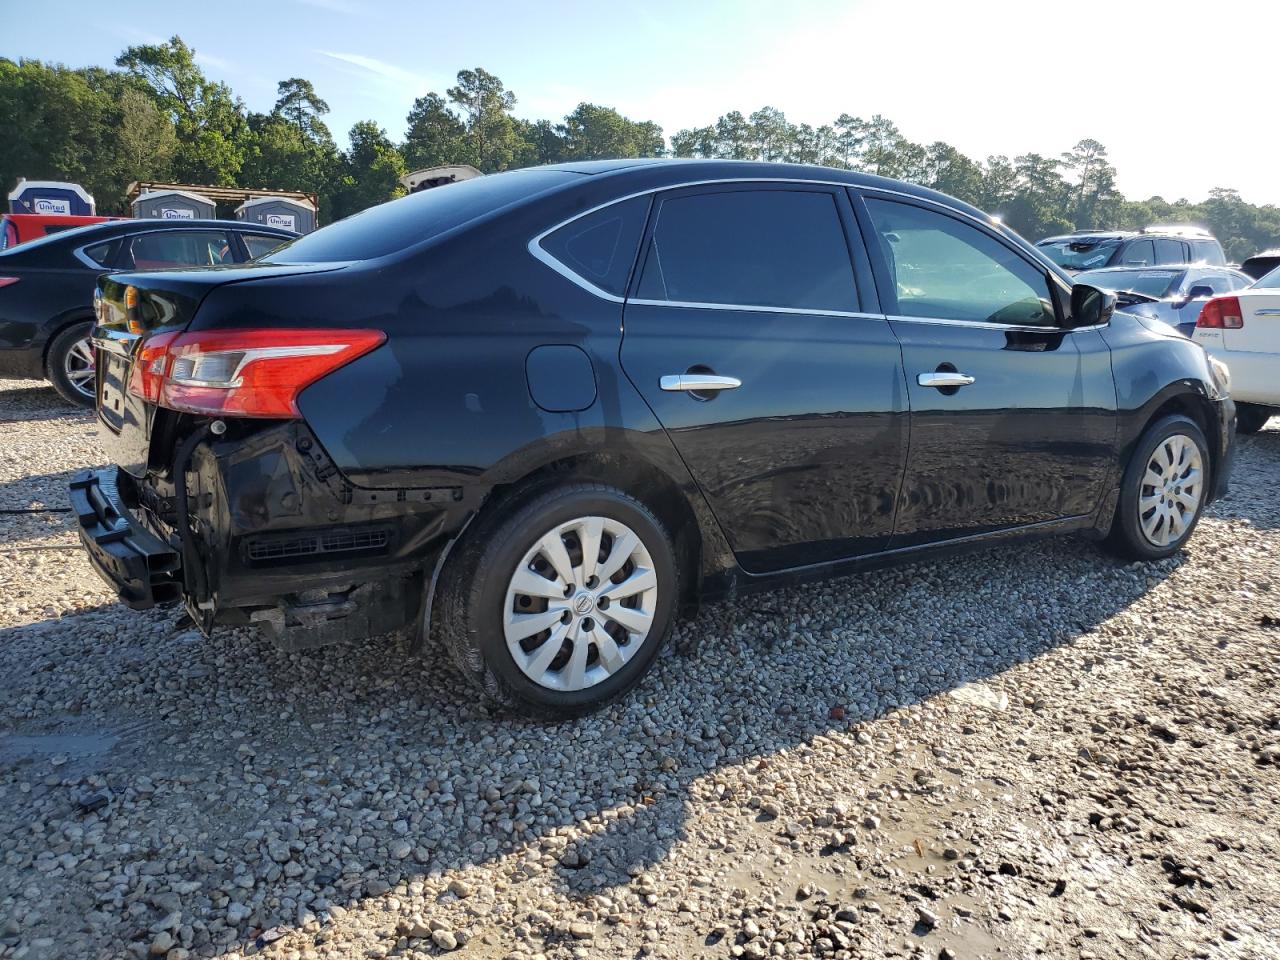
(1037, 238), (1121, 271)
(263, 168), (579, 264)
(1075, 268), (1183, 298)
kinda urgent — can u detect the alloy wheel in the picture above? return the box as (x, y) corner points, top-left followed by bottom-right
(1138, 433), (1203, 547)
(503, 515), (658, 692)
(62, 335), (96, 400)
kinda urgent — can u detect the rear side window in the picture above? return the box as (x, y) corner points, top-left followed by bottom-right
(263, 168), (578, 264)
(242, 233), (288, 260)
(865, 198), (1056, 326)
(635, 189), (857, 312)
(1122, 239), (1155, 266)
(1154, 238), (1187, 264)
(1192, 239), (1225, 265)
(124, 231), (233, 269)
(82, 240), (117, 266)
(538, 196), (649, 297)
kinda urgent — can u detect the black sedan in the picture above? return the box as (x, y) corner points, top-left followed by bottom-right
(71, 160), (1235, 717)
(0, 218), (296, 405)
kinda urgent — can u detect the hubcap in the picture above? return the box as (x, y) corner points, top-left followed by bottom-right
(63, 335), (96, 399)
(1138, 434), (1203, 547)
(503, 515), (658, 692)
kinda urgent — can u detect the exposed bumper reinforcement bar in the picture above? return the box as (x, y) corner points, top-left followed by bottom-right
(69, 467), (182, 610)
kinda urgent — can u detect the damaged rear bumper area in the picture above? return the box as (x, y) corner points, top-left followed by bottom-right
(72, 422), (476, 651)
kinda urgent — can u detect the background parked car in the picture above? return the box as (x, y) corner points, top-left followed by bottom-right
(0, 212), (122, 250)
(1239, 249), (1280, 282)
(0, 219), (296, 405)
(1194, 273), (1280, 432)
(1036, 227), (1225, 274)
(1074, 264), (1253, 336)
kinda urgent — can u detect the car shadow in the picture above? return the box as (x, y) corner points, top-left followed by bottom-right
(0, 530), (1189, 957)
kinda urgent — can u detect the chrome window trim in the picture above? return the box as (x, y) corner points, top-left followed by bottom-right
(628, 298), (879, 320)
(888, 314), (1107, 334)
(527, 176), (1010, 305)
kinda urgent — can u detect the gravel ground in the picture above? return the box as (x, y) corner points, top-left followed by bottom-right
(1, 378), (1278, 960)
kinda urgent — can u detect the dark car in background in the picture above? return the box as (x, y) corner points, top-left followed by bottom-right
(1074, 264), (1253, 336)
(1037, 227), (1226, 274)
(0, 219), (296, 405)
(71, 160), (1234, 717)
(1240, 250), (1280, 282)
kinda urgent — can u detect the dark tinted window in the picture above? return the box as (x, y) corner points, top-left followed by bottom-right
(636, 189), (856, 311)
(1122, 239), (1155, 266)
(242, 233), (288, 260)
(82, 240), (116, 266)
(1154, 238), (1187, 264)
(539, 195), (649, 297)
(865, 198), (1056, 326)
(124, 231), (232, 269)
(263, 169), (577, 264)
(1191, 238), (1225, 265)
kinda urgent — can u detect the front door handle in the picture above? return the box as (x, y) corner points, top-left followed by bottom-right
(660, 374), (742, 392)
(917, 371), (976, 389)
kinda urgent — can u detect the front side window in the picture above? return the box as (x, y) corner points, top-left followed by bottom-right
(1122, 239), (1155, 266)
(635, 189), (857, 312)
(539, 195), (649, 297)
(1154, 238), (1187, 264)
(865, 198), (1056, 326)
(125, 231), (232, 269)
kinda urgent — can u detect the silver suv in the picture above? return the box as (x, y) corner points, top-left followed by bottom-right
(1036, 226), (1226, 274)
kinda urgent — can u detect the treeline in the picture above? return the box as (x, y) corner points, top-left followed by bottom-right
(2, 37), (1278, 261)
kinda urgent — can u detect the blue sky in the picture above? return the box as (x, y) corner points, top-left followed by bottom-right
(6, 0), (1279, 205)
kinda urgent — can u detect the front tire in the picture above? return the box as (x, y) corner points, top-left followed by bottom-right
(437, 483), (678, 718)
(1102, 414), (1211, 561)
(45, 321), (97, 408)
(1235, 403), (1274, 435)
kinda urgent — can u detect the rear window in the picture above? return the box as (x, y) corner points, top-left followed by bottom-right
(1037, 238), (1120, 271)
(263, 169), (578, 264)
(1255, 266), (1280, 289)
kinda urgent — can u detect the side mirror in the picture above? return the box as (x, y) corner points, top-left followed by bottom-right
(1070, 283), (1116, 328)
(1185, 284), (1215, 302)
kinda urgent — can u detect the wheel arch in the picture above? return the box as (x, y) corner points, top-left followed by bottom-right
(40, 310), (95, 366)
(468, 447), (727, 615)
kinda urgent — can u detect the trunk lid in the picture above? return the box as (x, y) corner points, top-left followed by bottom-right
(93, 262), (346, 476)
(1222, 291), (1280, 353)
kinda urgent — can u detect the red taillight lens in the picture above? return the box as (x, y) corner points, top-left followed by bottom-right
(127, 332), (180, 403)
(1197, 296), (1244, 329)
(155, 328), (385, 418)
(0, 276), (20, 289)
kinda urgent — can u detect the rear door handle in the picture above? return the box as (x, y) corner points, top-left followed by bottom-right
(660, 374), (742, 392)
(917, 371), (975, 389)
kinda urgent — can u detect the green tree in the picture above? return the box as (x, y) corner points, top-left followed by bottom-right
(447, 68), (524, 172)
(115, 36), (247, 184)
(403, 92), (468, 170)
(330, 120), (405, 220)
(558, 103), (664, 160)
(273, 77), (331, 142)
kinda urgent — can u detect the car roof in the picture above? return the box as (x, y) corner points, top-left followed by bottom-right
(541, 157), (1004, 226)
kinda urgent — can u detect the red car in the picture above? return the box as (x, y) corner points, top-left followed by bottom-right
(0, 213), (121, 250)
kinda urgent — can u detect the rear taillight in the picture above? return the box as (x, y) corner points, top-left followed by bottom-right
(132, 328), (385, 418)
(1197, 296), (1244, 329)
(127, 332), (180, 403)
(0, 276), (19, 289)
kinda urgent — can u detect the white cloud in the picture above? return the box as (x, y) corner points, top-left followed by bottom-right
(317, 50), (431, 91)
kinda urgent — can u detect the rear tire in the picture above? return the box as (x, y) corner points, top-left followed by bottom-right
(436, 482), (678, 719)
(1102, 414), (1210, 561)
(45, 321), (96, 408)
(1235, 403), (1274, 435)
